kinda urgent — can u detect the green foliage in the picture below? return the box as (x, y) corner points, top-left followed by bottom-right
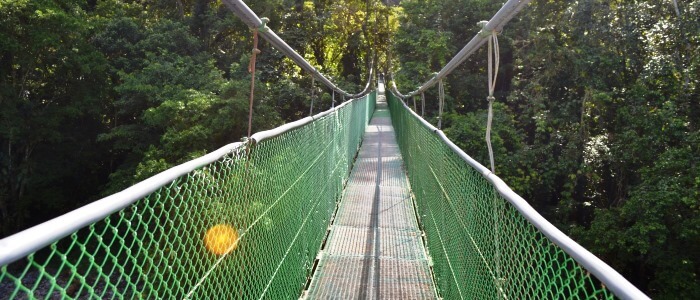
(0, 0), (371, 237)
(393, 0), (504, 113)
(0, 0), (111, 233)
(1, 0), (698, 297)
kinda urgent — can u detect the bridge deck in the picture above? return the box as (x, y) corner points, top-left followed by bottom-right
(305, 90), (437, 299)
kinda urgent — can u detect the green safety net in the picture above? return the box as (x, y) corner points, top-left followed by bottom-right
(0, 92), (376, 299)
(387, 92), (614, 300)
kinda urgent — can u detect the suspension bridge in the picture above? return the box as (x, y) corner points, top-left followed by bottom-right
(0, 0), (649, 299)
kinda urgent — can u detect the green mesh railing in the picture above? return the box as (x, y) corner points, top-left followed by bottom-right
(387, 91), (645, 300)
(0, 92), (376, 299)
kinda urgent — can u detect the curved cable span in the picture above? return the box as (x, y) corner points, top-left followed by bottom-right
(391, 0), (531, 98)
(222, 0), (374, 99)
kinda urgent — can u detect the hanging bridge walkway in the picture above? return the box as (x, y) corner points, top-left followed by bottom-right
(0, 0), (649, 299)
(305, 86), (436, 299)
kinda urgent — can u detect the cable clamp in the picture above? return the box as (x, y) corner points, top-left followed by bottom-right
(487, 95), (495, 102)
(477, 20), (491, 37)
(257, 17), (270, 33)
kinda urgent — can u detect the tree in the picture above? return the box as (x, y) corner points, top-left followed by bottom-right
(0, 0), (111, 235)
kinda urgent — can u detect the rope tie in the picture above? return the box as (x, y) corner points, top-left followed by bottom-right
(437, 79), (445, 129)
(235, 23), (266, 300)
(247, 28), (261, 139)
(485, 30), (499, 174)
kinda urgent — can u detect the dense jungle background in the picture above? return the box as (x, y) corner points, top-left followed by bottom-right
(1, 0), (698, 298)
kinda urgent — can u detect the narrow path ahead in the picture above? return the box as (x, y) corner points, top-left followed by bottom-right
(305, 86), (437, 299)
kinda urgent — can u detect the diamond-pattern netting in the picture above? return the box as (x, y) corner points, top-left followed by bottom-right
(387, 92), (614, 300)
(0, 92), (376, 299)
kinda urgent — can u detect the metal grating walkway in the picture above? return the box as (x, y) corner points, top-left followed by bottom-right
(304, 88), (437, 299)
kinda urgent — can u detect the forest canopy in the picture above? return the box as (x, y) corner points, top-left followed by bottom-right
(1, 0), (698, 298)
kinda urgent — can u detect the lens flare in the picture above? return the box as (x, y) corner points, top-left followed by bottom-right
(204, 224), (239, 255)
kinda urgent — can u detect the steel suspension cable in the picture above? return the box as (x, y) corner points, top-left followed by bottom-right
(222, 0), (373, 99)
(390, 0), (531, 98)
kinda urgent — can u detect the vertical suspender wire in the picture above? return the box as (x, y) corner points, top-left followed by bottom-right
(246, 29), (261, 281)
(412, 95), (417, 112)
(421, 92), (425, 117)
(331, 90), (335, 109)
(486, 30), (499, 174)
(305, 75), (316, 265)
(437, 79), (445, 129)
(309, 77), (316, 116)
(486, 29), (506, 299)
